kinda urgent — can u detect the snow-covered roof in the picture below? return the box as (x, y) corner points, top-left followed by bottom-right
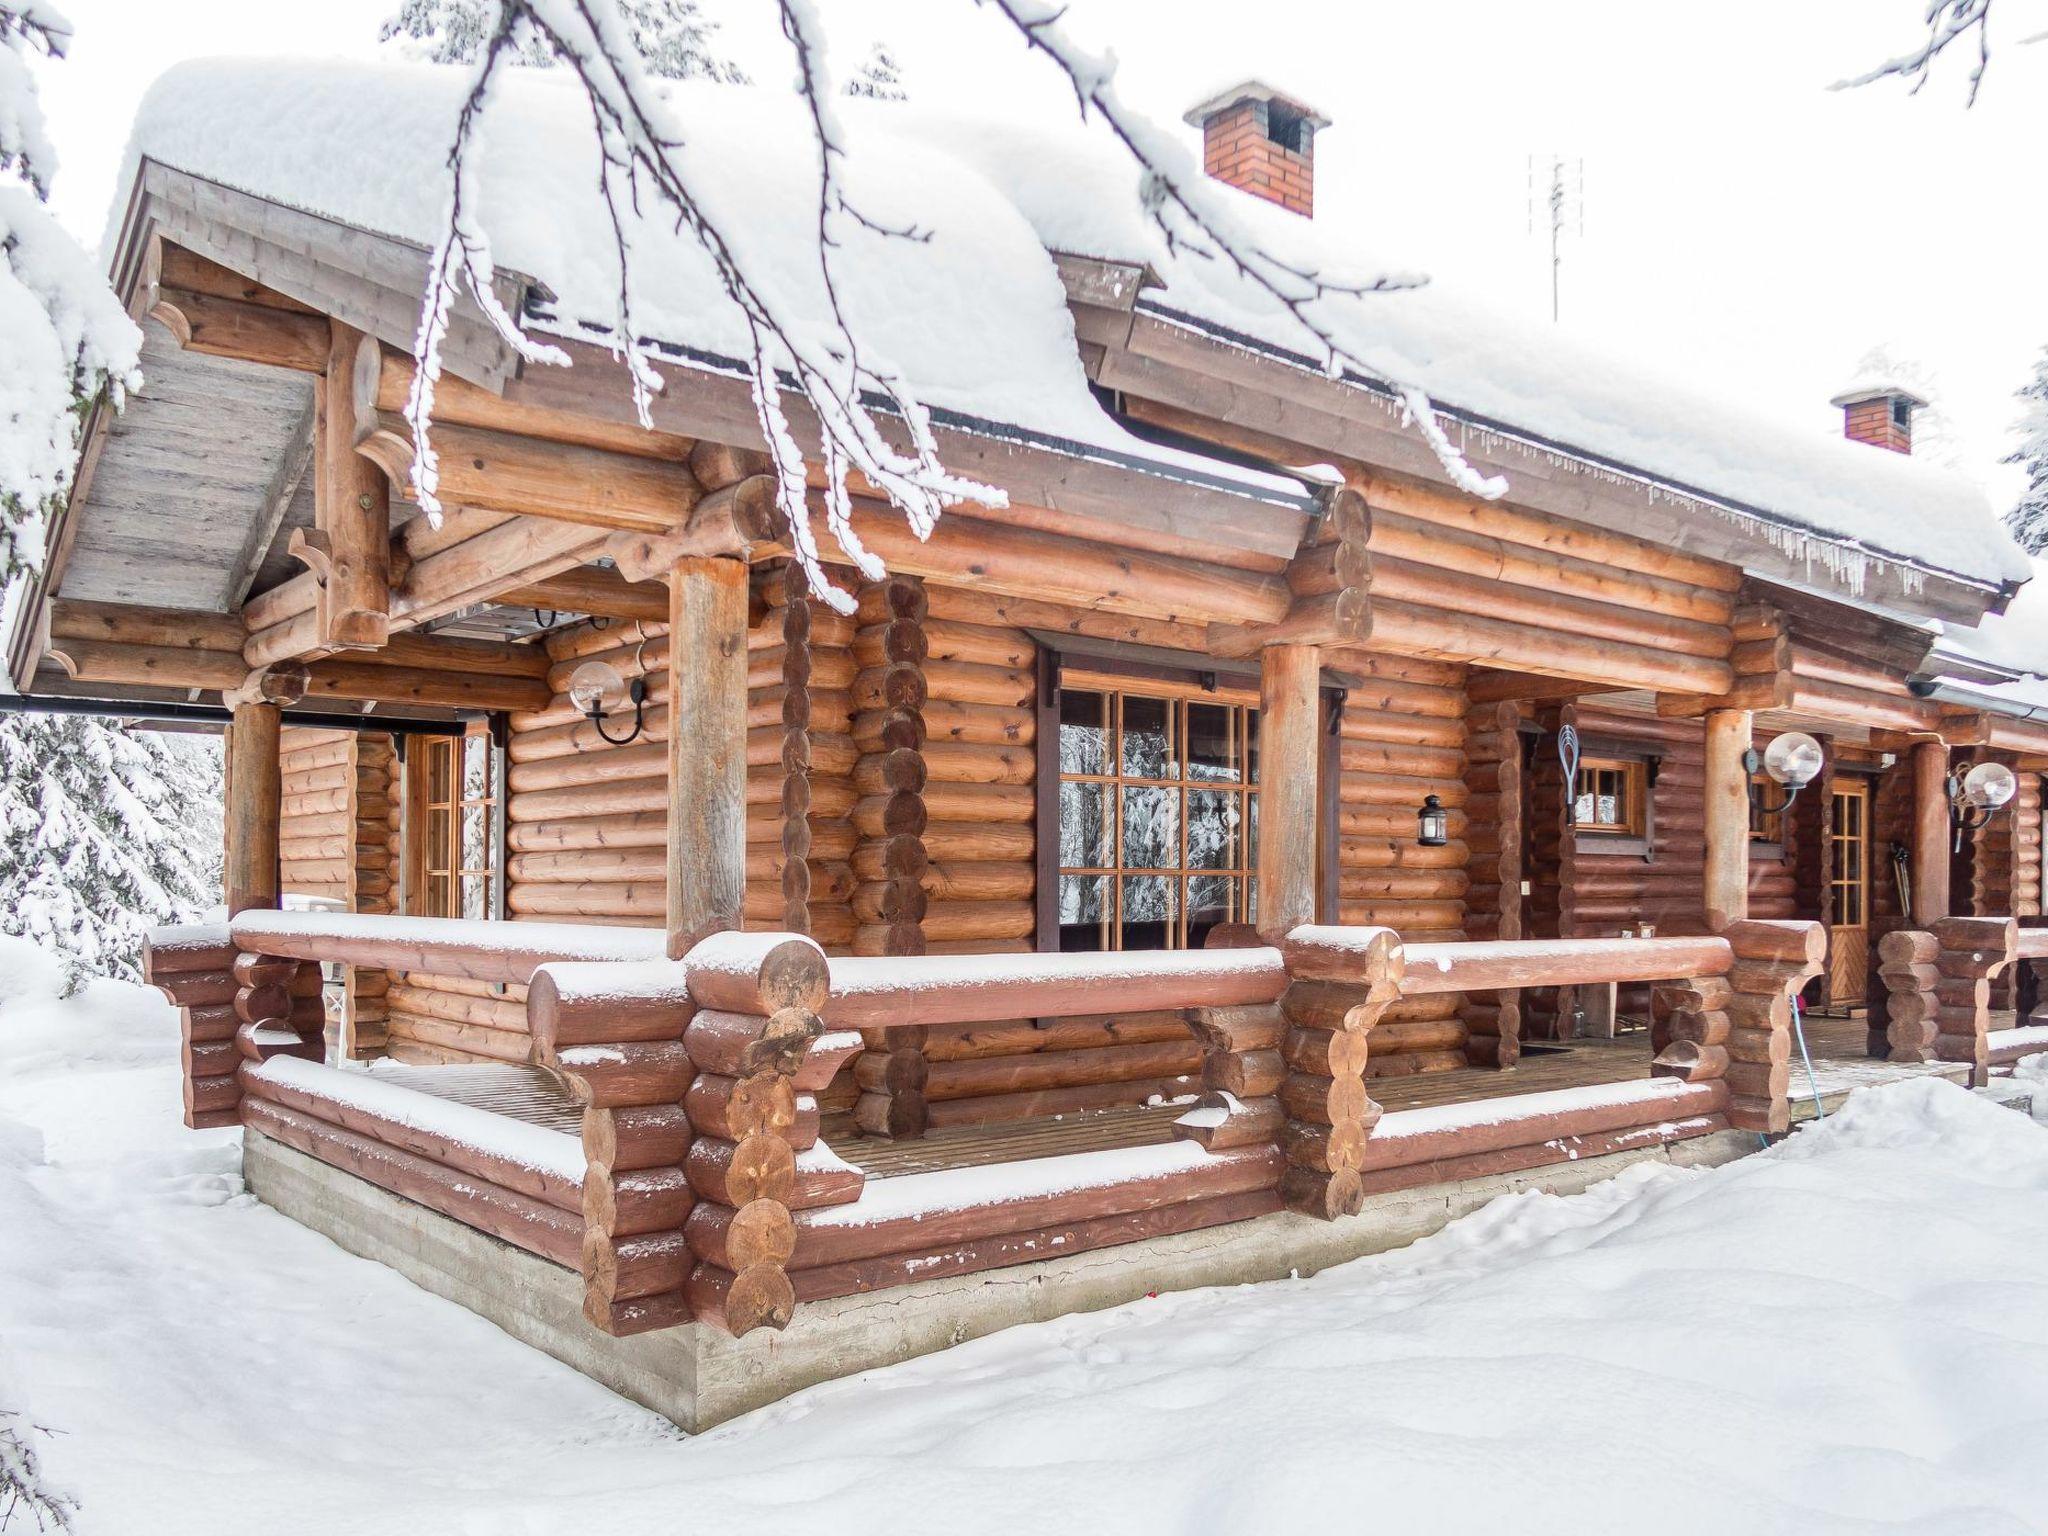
(1934, 556), (2048, 675)
(120, 59), (2030, 594)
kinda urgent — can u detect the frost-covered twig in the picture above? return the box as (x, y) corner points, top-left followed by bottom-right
(412, 0), (998, 612)
(0, 1410), (77, 1533)
(1834, 0), (2046, 105)
(973, 0), (1506, 500)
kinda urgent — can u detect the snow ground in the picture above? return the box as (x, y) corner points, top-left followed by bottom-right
(5, 983), (2048, 1535)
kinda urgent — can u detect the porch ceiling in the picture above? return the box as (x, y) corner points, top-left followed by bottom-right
(51, 315), (313, 616)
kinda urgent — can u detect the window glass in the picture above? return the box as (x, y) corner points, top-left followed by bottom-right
(1055, 681), (1260, 951)
(1573, 758), (1645, 837)
(416, 731), (499, 920)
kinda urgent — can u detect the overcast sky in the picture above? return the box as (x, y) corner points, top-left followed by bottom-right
(31, 0), (2048, 509)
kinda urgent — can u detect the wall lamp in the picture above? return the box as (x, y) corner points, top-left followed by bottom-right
(1416, 794), (1449, 847)
(1948, 759), (2018, 850)
(567, 659), (647, 746)
(1743, 730), (1824, 816)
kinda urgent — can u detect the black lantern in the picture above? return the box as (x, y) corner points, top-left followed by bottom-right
(1416, 793), (1449, 847)
(568, 659), (648, 746)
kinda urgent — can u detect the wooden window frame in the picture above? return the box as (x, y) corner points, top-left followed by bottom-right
(1033, 650), (1340, 952)
(1829, 777), (1871, 932)
(399, 723), (506, 922)
(1573, 755), (1648, 842)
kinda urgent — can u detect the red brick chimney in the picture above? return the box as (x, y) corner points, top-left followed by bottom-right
(1829, 382), (1926, 455)
(1185, 81), (1328, 218)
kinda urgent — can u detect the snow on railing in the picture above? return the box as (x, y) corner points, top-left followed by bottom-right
(823, 945), (1289, 1029)
(228, 910), (665, 985)
(1397, 936), (1734, 995)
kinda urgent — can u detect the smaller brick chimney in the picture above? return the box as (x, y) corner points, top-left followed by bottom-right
(1829, 382), (1927, 455)
(1185, 81), (1329, 218)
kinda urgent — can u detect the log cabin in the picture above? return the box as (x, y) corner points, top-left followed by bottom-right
(14, 62), (2048, 1425)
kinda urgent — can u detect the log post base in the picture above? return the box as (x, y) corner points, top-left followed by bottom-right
(1880, 918), (2017, 1088)
(1720, 920), (1828, 1133)
(1275, 927), (1403, 1219)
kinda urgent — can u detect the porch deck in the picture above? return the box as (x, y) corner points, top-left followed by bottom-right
(345, 1010), (1968, 1181)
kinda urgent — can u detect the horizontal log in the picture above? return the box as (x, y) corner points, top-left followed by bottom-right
(242, 1100), (580, 1266)
(779, 1144), (1282, 1269)
(786, 1189), (1279, 1304)
(826, 948), (1285, 1029)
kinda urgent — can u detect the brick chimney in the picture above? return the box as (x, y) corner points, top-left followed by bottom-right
(1829, 382), (1927, 455)
(1185, 81), (1329, 218)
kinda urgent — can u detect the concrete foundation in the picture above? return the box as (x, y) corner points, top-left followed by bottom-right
(245, 1127), (1753, 1432)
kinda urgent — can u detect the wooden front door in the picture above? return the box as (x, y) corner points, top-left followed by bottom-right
(1827, 780), (1871, 1006)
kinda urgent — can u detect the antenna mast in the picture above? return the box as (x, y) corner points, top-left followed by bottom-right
(1526, 156), (1586, 323)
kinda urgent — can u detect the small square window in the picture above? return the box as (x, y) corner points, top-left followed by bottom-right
(1574, 757), (1646, 838)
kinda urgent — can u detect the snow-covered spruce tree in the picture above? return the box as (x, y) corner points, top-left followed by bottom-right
(0, 715), (222, 988)
(845, 42), (905, 101)
(401, 0), (1503, 615)
(382, 0), (746, 80)
(2006, 346), (2048, 554)
(0, 4), (141, 586)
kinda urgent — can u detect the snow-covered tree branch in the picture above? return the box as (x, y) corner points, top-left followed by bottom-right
(1837, 0), (2048, 105)
(0, 3), (141, 587)
(401, 0), (1504, 614)
(2007, 347), (2048, 554)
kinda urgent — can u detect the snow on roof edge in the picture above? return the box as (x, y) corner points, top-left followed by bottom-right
(1141, 299), (2011, 599)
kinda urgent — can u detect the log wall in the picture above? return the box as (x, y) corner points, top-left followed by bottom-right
(1331, 652), (1471, 1075)
(277, 727), (397, 1058)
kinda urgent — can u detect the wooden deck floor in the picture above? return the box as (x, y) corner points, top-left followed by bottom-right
(343, 1016), (1970, 1179)
(358, 1061), (584, 1136)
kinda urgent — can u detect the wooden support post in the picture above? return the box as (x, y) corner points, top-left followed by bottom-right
(1913, 739), (1952, 925)
(314, 321), (390, 650)
(1256, 643), (1321, 941)
(1702, 707), (1752, 933)
(1719, 920), (1827, 1133)
(224, 701), (282, 917)
(1275, 927), (1404, 1218)
(1878, 917), (2016, 1081)
(681, 932), (836, 1337)
(527, 962), (699, 1336)
(666, 557), (750, 960)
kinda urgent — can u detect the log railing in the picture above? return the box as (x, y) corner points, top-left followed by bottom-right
(171, 914), (1825, 1344)
(1878, 919), (2048, 1083)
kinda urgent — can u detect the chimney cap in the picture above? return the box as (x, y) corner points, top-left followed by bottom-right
(1829, 381), (1928, 411)
(1183, 79), (1330, 132)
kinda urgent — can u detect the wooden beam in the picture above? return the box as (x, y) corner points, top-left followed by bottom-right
(1209, 589), (1368, 659)
(501, 568), (669, 624)
(606, 476), (784, 582)
(49, 599), (245, 654)
(1913, 739), (1951, 923)
(154, 241), (322, 314)
(148, 288), (329, 372)
(1466, 669), (1610, 705)
(355, 337), (696, 462)
(354, 412), (700, 535)
(279, 659), (550, 715)
(667, 557), (750, 959)
(225, 394), (316, 611)
(225, 702), (282, 916)
(1655, 672), (1791, 718)
(45, 639), (248, 694)
(1702, 707), (1751, 932)
(316, 322), (392, 649)
(1256, 643), (1322, 940)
